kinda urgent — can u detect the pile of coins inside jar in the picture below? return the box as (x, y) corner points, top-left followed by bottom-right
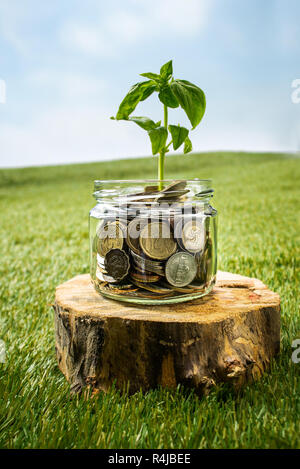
(92, 181), (214, 301)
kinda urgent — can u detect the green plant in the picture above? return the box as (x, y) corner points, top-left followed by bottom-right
(111, 60), (206, 187)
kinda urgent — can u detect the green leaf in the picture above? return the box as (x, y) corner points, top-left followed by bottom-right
(116, 80), (156, 119)
(158, 86), (179, 108)
(160, 60), (173, 80)
(170, 79), (206, 129)
(140, 83), (157, 101)
(168, 125), (189, 150)
(140, 72), (161, 81)
(128, 116), (160, 131)
(183, 136), (193, 154)
(148, 126), (168, 155)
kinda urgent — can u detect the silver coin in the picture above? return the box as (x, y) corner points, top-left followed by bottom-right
(182, 219), (205, 253)
(96, 267), (117, 283)
(97, 253), (106, 268)
(165, 252), (197, 287)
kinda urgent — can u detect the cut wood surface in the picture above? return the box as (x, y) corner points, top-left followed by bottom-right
(54, 271), (280, 395)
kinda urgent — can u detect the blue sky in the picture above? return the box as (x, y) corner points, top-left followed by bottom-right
(0, 0), (300, 167)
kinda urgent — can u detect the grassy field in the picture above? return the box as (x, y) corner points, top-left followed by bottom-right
(0, 151), (299, 449)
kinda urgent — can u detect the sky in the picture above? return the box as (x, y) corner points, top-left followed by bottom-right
(0, 0), (300, 168)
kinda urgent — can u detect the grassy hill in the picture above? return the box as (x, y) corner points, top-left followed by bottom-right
(0, 151), (299, 448)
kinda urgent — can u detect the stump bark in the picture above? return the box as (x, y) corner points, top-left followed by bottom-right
(54, 271), (280, 395)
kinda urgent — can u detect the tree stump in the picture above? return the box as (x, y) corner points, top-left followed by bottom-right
(54, 272), (280, 395)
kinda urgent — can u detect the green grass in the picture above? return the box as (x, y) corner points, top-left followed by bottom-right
(0, 151), (299, 449)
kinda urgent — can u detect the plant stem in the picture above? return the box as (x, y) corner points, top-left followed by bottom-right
(158, 105), (168, 189)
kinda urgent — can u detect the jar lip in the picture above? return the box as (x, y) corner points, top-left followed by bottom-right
(93, 179), (214, 203)
(93, 178), (214, 205)
(94, 178), (212, 184)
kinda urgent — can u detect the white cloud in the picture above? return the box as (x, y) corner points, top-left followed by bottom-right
(27, 70), (108, 101)
(60, 23), (114, 57)
(156, 0), (211, 35)
(0, 101), (296, 169)
(0, 105), (151, 167)
(0, 2), (30, 56)
(105, 10), (144, 43)
(60, 0), (213, 56)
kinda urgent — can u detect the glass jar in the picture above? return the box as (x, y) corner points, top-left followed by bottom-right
(89, 179), (217, 305)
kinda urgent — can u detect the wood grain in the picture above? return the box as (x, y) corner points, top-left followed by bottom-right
(54, 271), (280, 395)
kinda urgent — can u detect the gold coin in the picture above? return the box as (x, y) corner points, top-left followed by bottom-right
(130, 251), (165, 275)
(186, 283), (206, 291)
(108, 284), (139, 294)
(155, 189), (189, 202)
(160, 180), (187, 193)
(130, 279), (173, 295)
(126, 218), (148, 254)
(144, 185), (159, 193)
(132, 263), (150, 275)
(96, 221), (124, 257)
(104, 248), (130, 281)
(160, 281), (191, 293)
(108, 282), (134, 290)
(130, 270), (161, 283)
(139, 221), (177, 260)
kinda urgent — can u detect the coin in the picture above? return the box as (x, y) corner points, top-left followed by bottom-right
(108, 283), (139, 294)
(160, 281), (191, 294)
(96, 253), (106, 268)
(104, 249), (130, 281)
(96, 267), (117, 284)
(182, 219), (205, 253)
(97, 265), (108, 274)
(165, 252), (197, 287)
(109, 282), (135, 290)
(126, 193), (157, 203)
(144, 185), (159, 193)
(130, 279), (173, 295)
(130, 250), (165, 273)
(186, 282), (206, 290)
(139, 221), (177, 260)
(155, 189), (189, 202)
(132, 263), (151, 275)
(96, 221), (125, 257)
(126, 217), (148, 254)
(130, 270), (161, 283)
(161, 180), (187, 193)
(101, 282), (172, 299)
(131, 290), (173, 299)
(131, 251), (163, 267)
(195, 188), (214, 198)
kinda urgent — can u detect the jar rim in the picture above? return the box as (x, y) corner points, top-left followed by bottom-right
(93, 178), (214, 205)
(94, 178), (212, 184)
